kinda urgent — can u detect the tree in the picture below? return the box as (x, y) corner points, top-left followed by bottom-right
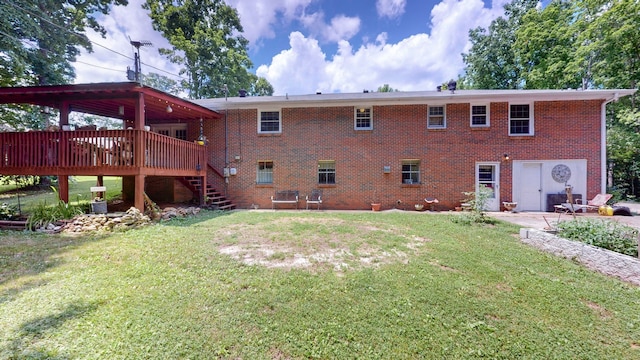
(144, 0), (272, 99)
(461, 0), (537, 89)
(377, 84), (397, 92)
(514, 1), (584, 89)
(0, 0), (128, 130)
(250, 76), (274, 96)
(0, 0), (128, 87)
(142, 72), (184, 96)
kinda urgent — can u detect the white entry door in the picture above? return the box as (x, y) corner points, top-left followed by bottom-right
(520, 163), (543, 211)
(476, 163), (500, 211)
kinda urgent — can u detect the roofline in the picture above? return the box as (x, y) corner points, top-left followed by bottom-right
(0, 82), (220, 118)
(195, 89), (637, 110)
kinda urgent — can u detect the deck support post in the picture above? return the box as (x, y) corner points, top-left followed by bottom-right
(59, 176), (69, 203)
(134, 174), (145, 212)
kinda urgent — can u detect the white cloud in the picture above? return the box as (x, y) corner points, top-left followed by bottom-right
(376, 0), (407, 19)
(258, 0), (506, 95)
(225, 0), (315, 45)
(256, 32), (329, 95)
(300, 11), (361, 43)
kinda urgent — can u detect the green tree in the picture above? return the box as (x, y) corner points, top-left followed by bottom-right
(515, 0), (584, 89)
(377, 84), (397, 92)
(144, 0), (271, 99)
(461, 0), (537, 89)
(0, 0), (128, 130)
(250, 76), (274, 96)
(142, 72), (184, 96)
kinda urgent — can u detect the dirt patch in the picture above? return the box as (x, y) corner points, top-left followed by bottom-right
(584, 300), (613, 319)
(216, 217), (430, 272)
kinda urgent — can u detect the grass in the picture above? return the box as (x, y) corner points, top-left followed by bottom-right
(2, 210), (640, 358)
(0, 176), (122, 214)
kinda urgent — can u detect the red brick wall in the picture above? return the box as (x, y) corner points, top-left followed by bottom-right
(202, 100), (602, 210)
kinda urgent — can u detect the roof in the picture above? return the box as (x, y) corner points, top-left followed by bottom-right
(196, 88), (637, 111)
(0, 82), (220, 121)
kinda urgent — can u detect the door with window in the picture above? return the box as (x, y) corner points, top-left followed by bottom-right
(476, 163), (500, 211)
(152, 124), (188, 140)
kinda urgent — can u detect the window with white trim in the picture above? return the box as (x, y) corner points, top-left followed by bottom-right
(401, 160), (420, 184)
(354, 107), (373, 130)
(259, 110), (281, 133)
(471, 104), (489, 127)
(257, 161), (273, 184)
(152, 124), (188, 140)
(428, 105), (446, 128)
(509, 104), (533, 135)
(318, 160), (336, 184)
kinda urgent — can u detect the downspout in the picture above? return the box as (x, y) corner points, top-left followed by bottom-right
(601, 92), (619, 194)
(224, 85), (229, 196)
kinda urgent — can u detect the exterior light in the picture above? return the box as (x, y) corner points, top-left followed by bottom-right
(166, 105), (173, 113)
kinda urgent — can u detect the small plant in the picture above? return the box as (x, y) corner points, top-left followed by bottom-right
(0, 203), (20, 220)
(27, 200), (84, 230)
(452, 185), (496, 225)
(557, 219), (638, 257)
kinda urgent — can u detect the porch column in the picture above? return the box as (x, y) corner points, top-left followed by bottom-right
(58, 101), (70, 203)
(134, 174), (145, 212)
(134, 92), (145, 130)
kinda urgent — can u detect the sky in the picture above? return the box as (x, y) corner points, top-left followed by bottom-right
(73, 0), (512, 96)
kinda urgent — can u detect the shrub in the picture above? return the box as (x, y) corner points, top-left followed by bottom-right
(0, 203), (20, 220)
(27, 200), (84, 230)
(452, 185), (497, 225)
(557, 219), (638, 257)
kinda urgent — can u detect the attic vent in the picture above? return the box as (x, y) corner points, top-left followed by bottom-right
(239, 89), (247, 97)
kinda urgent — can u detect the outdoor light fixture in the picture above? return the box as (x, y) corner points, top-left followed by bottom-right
(503, 154), (510, 161)
(166, 105), (173, 113)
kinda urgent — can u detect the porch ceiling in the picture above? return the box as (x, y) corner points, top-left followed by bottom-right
(0, 82), (220, 122)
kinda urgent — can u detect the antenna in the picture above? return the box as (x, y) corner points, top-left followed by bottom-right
(127, 37), (153, 84)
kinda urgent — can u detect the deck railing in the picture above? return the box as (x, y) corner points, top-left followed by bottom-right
(0, 130), (207, 175)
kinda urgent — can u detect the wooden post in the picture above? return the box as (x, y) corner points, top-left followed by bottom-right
(134, 174), (145, 213)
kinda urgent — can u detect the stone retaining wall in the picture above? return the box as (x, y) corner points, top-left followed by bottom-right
(520, 229), (640, 286)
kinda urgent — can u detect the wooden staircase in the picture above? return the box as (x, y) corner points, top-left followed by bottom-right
(180, 177), (236, 210)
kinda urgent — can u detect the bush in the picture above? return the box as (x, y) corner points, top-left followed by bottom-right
(557, 219), (638, 257)
(451, 185), (497, 225)
(0, 203), (20, 220)
(27, 200), (85, 230)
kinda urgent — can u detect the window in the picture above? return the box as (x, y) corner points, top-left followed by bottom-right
(152, 124), (188, 140)
(354, 107), (373, 130)
(257, 161), (273, 184)
(471, 104), (489, 127)
(318, 161), (336, 184)
(401, 160), (420, 184)
(509, 104), (533, 135)
(428, 106), (446, 128)
(259, 111), (281, 133)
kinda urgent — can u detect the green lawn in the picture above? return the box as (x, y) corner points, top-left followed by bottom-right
(1, 210), (640, 359)
(0, 176), (122, 213)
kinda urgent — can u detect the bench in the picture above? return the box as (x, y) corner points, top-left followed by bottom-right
(271, 190), (299, 209)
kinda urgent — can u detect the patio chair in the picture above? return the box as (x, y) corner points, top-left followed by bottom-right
(575, 193), (613, 211)
(559, 193), (612, 214)
(305, 189), (323, 210)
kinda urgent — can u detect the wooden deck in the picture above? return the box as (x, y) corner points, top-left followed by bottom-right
(0, 129), (207, 177)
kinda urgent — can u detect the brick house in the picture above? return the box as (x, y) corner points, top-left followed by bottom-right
(195, 89), (635, 211)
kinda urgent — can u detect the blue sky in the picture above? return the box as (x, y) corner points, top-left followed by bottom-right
(75, 0), (511, 95)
